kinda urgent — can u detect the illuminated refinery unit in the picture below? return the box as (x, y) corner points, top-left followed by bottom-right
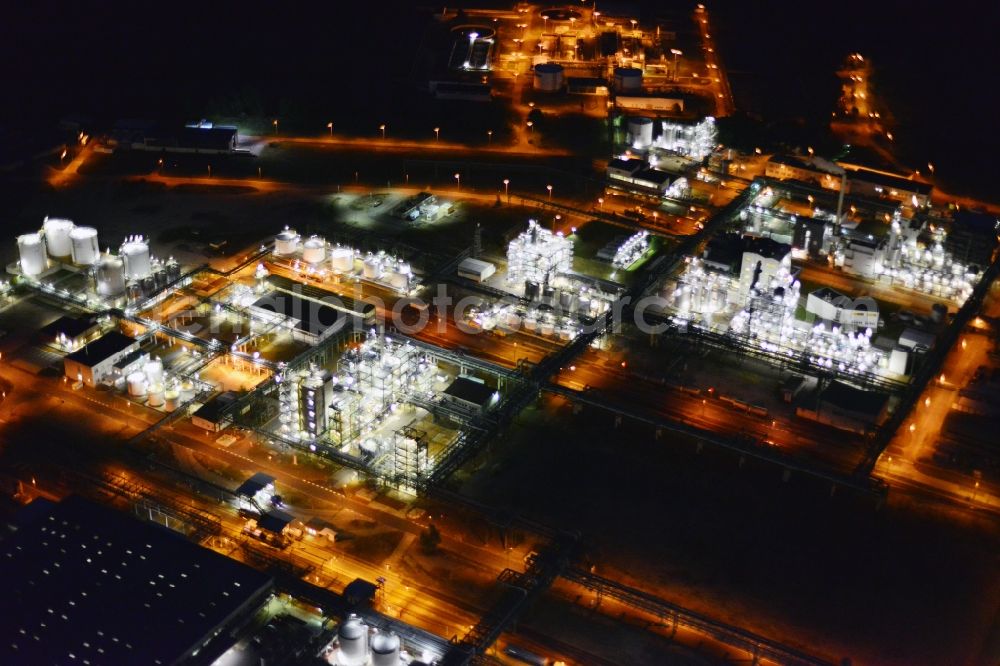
(506, 219), (573, 287)
(448, 25), (495, 72)
(268, 332), (466, 493)
(612, 230), (651, 270)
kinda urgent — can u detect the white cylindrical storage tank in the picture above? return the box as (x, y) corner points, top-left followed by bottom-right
(387, 271), (408, 290)
(127, 372), (147, 397)
(330, 247), (354, 272)
(69, 226), (100, 266)
(614, 67), (643, 93)
(523, 315), (538, 331)
(121, 238), (151, 279)
(164, 388), (180, 412)
(362, 258), (382, 279)
(43, 217), (75, 258)
(627, 117), (654, 149)
(148, 383), (165, 408)
(274, 227), (300, 256)
(96, 255), (127, 297)
(143, 359), (164, 385)
(370, 631), (401, 666)
(533, 62), (565, 91)
(180, 379), (195, 402)
(540, 320), (555, 336)
(302, 236), (326, 264)
(17, 233), (47, 276)
(337, 615), (368, 666)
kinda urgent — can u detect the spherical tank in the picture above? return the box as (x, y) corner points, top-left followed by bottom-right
(121, 238), (152, 279)
(337, 615), (368, 666)
(370, 631), (401, 666)
(362, 258), (382, 279)
(627, 116), (654, 149)
(330, 247), (354, 272)
(302, 236), (326, 264)
(274, 227), (300, 256)
(96, 255), (127, 297)
(42, 217), (75, 258)
(17, 232), (47, 276)
(614, 67), (643, 93)
(69, 226), (100, 266)
(127, 372), (147, 397)
(533, 62), (564, 92)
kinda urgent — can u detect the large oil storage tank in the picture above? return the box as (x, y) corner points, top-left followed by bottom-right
(362, 257), (382, 279)
(96, 255), (127, 297)
(17, 232), (47, 276)
(370, 631), (401, 666)
(627, 117), (654, 149)
(533, 62), (565, 91)
(614, 67), (643, 93)
(70, 226), (100, 265)
(337, 615), (368, 666)
(274, 227), (300, 256)
(330, 247), (354, 272)
(121, 237), (151, 279)
(42, 217), (75, 258)
(302, 236), (326, 264)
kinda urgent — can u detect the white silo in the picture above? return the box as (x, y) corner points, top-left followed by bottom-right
(164, 388), (180, 412)
(69, 226), (100, 265)
(370, 631), (401, 666)
(614, 67), (643, 93)
(144, 359), (164, 384)
(302, 236), (326, 264)
(362, 257), (382, 279)
(275, 227), (300, 256)
(627, 117), (654, 149)
(533, 63), (565, 91)
(127, 372), (147, 397)
(337, 615), (368, 666)
(17, 233), (47, 276)
(330, 247), (354, 272)
(121, 237), (152, 279)
(43, 217), (75, 258)
(96, 255), (127, 297)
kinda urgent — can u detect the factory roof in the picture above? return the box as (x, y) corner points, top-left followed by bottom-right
(145, 125), (237, 151)
(444, 376), (496, 408)
(742, 235), (791, 261)
(63, 331), (136, 367)
(112, 349), (148, 372)
(842, 166), (932, 195)
(633, 168), (672, 187)
(192, 390), (239, 425)
(821, 381), (890, 417)
(252, 292), (350, 337)
(769, 154), (845, 176)
(257, 510), (294, 535)
(236, 472), (276, 498)
(0, 496), (273, 666)
(608, 157), (645, 173)
(39, 315), (99, 341)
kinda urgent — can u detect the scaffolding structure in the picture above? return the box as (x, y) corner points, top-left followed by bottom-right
(392, 425), (429, 493)
(506, 220), (573, 286)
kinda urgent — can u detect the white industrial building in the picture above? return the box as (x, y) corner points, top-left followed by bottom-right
(805, 287), (880, 329)
(63, 331), (138, 387)
(457, 257), (496, 283)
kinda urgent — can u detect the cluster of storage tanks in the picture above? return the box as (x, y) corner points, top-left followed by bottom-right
(17, 217), (100, 276)
(334, 615), (403, 666)
(16, 219), (179, 302)
(125, 358), (196, 412)
(273, 228), (412, 291)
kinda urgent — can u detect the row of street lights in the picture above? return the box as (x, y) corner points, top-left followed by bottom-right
(272, 119), (496, 144)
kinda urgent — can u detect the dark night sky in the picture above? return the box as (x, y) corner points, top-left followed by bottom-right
(2, 0), (997, 195)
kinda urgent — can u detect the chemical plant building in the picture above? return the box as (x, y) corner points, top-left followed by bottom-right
(62, 330), (138, 387)
(106, 119), (238, 155)
(39, 315), (102, 351)
(0, 496), (273, 666)
(250, 292), (354, 346)
(442, 376), (497, 416)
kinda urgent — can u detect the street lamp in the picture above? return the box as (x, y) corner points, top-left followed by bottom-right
(503, 178), (510, 202)
(598, 197), (604, 209)
(546, 184), (553, 199)
(434, 127), (440, 142)
(670, 48), (682, 80)
(379, 124), (386, 139)
(454, 172), (461, 190)
(327, 122), (333, 137)
(526, 121), (534, 133)
(487, 129), (493, 145)
(273, 119), (278, 135)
